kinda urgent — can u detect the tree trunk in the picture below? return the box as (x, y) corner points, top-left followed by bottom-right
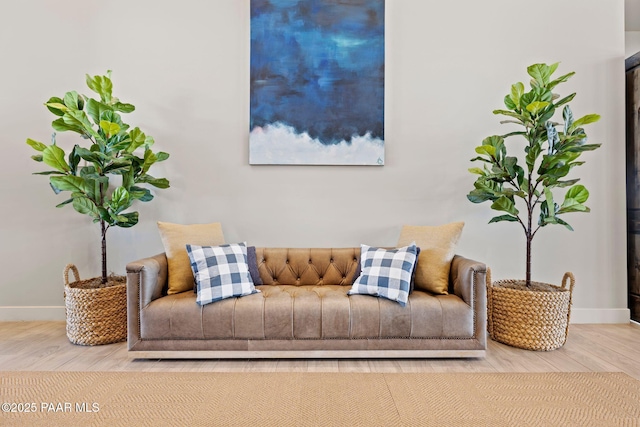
(526, 230), (532, 287)
(101, 219), (107, 284)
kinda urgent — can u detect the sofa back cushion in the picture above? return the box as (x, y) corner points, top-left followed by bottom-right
(255, 248), (359, 286)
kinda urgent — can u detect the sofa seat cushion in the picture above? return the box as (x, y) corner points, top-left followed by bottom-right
(140, 286), (475, 340)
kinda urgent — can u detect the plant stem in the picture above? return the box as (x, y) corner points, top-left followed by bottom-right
(526, 140), (534, 288)
(101, 219), (107, 284)
(99, 176), (108, 285)
(526, 213), (532, 287)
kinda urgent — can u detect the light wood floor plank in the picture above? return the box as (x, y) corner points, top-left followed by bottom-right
(0, 322), (638, 376)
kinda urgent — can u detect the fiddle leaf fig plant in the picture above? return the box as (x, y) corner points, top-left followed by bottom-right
(467, 63), (600, 287)
(27, 71), (170, 284)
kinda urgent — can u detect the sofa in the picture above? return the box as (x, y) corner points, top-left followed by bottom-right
(126, 246), (487, 359)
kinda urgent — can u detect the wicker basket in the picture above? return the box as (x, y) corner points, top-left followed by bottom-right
(63, 264), (127, 346)
(486, 269), (575, 351)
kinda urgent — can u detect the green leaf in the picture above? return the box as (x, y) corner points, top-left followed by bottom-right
(555, 217), (574, 231)
(510, 82), (524, 108)
(144, 135), (155, 149)
(126, 128), (147, 153)
(566, 143), (601, 153)
(45, 97), (66, 116)
(491, 195), (519, 216)
(113, 102), (135, 113)
(554, 93), (576, 109)
(539, 106), (556, 125)
(527, 63), (558, 86)
(468, 167), (485, 175)
(63, 91), (83, 110)
(137, 175), (170, 189)
(544, 187), (555, 219)
(565, 184), (589, 204)
(26, 138), (47, 152)
(503, 156), (518, 178)
(553, 179), (580, 188)
(45, 102), (68, 113)
(55, 198), (74, 208)
(85, 98), (112, 125)
(86, 73), (113, 103)
(51, 117), (82, 134)
(526, 101), (550, 115)
(557, 198), (590, 214)
(103, 158), (132, 173)
(50, 175), (89, 194)
(42, 145), (70, 173)
(129, 186), (154, 202)
(68, 145), (81, 174)
(72, 197), (100, 219)
(488, 214), (519, 224)
(525, 143), (542, 172)
(493, 109), (526, 122)
(501, 131), (528, 139)
(467, 190), (494, 203)
(142, 149), (157, 174)
(504, 95), (516, 110)
(62, 110), (100, 139)
(114, 211), (139, 228)
(99, 120), (121, 137)
(109, 186), (131, 213)
(74, 146), (103, 164)
(547, 71), (574, 90)
(475, 145), (496, 158)
(570, 114), (601, 131)
(121, 170), (134, 190)
(32, 170), (64, 175)
(31, 154), (43, 162)
(156, 152), (169, 162)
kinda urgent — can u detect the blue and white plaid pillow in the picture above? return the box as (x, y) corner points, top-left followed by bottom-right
(186, 242), (260, 306)
(348, 243), (418, 306)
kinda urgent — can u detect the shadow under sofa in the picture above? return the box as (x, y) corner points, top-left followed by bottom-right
(126, 247), (487, 359)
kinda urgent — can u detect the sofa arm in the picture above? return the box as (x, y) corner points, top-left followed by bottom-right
(126, 253), (167, 349)
(126, 253), (168, 307)
(450, 255), (487, 347)
(450, 255), (486, 305)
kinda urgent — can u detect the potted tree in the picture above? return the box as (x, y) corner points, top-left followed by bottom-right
(27, 71), (170, 345)
(467, 63), (600, 351)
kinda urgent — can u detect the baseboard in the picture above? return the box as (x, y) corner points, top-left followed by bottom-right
(0, 306), (65, 321)
(0, 306), (631, 324)
(570, 308), (630, 324)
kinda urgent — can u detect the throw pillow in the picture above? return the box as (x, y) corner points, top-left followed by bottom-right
(396, 222), (464, 295)
(246, 246), (264, 285)
(195, 245), (262, 293)
(348, 244), (418, 306)
(352, 247), (421, 292)
(186, 242), (260, 306)
(158, 221), (226, 295)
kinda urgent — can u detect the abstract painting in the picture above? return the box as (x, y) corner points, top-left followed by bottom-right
(250, 0), (385, 165)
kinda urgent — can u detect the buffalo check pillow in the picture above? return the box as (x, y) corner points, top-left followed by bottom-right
(186, 242), (260, 306)
(348, 243), (418, 306)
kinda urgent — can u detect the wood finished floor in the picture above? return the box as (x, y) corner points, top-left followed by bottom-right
(1, 322), (639, 379)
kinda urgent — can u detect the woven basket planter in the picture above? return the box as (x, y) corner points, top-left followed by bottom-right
(486, 269), (575, 351)
(63, 264), (127, 346)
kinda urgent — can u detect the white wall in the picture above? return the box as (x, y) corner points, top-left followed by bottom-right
(0, 0), (628, 322)
(627, 31), (640, 57)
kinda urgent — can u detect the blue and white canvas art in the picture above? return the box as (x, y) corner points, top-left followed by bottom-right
(250, 0), (385, 165)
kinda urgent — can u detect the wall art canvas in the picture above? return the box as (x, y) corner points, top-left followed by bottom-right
(250, 0), (385, 165)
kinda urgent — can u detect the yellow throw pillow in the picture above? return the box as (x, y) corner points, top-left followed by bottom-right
(157, 221), (226, 295)
(396, 222), (464, 295)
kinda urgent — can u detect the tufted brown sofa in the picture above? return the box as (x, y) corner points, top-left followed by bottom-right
(126, 248), (487, 359)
